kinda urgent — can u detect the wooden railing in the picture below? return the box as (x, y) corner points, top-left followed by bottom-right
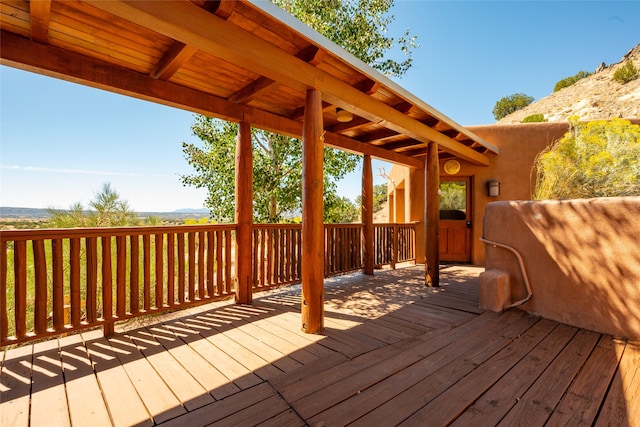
(374, 223), (416, 268)
(1, 225), (236, 347)
(1, 222), (415, 346)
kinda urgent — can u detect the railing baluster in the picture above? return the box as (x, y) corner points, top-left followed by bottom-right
(188, 232), (196, 301)
(70, 238), (81, 326)
(155, 233), (164, 309)
(86, 237), (98, 324)
(216, 229), (223, 295)
(102, 236), (113, 335)
(143, 234), (151, 311)
(167, 233), (175, 306)
(33, 240), (47, 334)
(177, 233), (186, 303)
(130, 235), (140, 314)
(116, 236), (126, 317)
(13, 240), (27, 339)
(198, 231), (205, 298)
(52, 238), (65, 331)
(1, 241), (8, 342)
(206, 231), (214, 297)
(224, 230), (232, 294)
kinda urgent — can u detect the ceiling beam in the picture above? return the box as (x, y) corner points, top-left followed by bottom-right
(150, 1), (234, 80)
(87, 0), (491, 166)
(0, 30), (422, 168)
(29, 0), (51, 43)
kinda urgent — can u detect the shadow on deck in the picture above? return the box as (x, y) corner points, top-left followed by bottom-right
(2, 265), (639, 426)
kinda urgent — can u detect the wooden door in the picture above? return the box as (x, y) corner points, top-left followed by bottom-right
(439, 177), (472, 262)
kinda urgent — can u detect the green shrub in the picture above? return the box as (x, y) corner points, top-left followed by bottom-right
(492, 93), (534, 121)
(521, 114), (547, 123)
(534, 117), (640, 199)
(612, 60), (638, 84)
(553, 70), (592, 92)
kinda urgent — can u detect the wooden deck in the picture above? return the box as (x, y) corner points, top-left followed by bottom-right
(2, 265), (639, 426)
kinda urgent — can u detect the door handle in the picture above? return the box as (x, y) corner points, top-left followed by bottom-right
(466, 221), (472, 229)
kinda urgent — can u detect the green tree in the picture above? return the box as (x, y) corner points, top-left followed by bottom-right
(181, 0), (417, 223)
(48, 182), (140, 227)
(534, 118), (640, 199)
(355, 183), (389, 212)
(492, 93), (535, 121)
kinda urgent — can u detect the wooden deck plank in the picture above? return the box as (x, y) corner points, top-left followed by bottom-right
(157, 382), (276, 427)
(154, 321), (243, 400)
(392, 318), (557, 426)
(314, 311), (539, 426)
(168, 318), (263, 391)
(58, 334), (112, 427)
(450, 322), (578, 427)
(106, 334), (187, 424)
(127, 327), (216, 411)
(29, 339), (71, 427)
(293, 311), (519, 420)
(0, 343), (32, 427)
(3, 265), (639, 427)
(546, 334), (626, 426)
(496, 329), (601, 426)
(84, 332), (153, 427)
(595, 340), (640, 427)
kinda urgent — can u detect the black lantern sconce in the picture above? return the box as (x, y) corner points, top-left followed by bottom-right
(487, 180), (500, 197)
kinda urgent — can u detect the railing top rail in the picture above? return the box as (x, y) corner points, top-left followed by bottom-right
(0, 223), (237, 242)
(253, 223), (302, 230)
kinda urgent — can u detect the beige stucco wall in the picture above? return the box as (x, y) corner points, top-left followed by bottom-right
(482, 197), (640, 339)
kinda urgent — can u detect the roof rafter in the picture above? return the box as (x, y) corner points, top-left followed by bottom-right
(29, 0), (51, 43)
(87, 0), (491, 166)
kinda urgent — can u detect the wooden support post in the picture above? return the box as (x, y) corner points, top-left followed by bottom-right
(425, 142), (440, 287)
(362, 154), (374, 275)
(235, 121), (253, 304)
(301, 89), (324, 333)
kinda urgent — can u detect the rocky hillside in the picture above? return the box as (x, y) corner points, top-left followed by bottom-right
(498, 44), (640, 124)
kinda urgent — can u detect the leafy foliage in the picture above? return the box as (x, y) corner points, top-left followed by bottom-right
(612, 60), (639, 84)
(355, 183), (389, 213)
(48, 182), (140, 227)
(521, 114), (547, 123)
(492, 93), (535, 121)
(274, 0), (418, 78)
(553, 70), (592, 92)
(439, 182), (466, 211)
(534, 118), (640, 200)
(181, 117), (360, 223)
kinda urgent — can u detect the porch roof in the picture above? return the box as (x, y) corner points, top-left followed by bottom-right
(0, 0), (498, 168)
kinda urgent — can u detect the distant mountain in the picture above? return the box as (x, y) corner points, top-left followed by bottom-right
(0, 206), (209, 220)
(498, 44), (640, 124)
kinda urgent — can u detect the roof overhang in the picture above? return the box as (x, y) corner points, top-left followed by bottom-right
(0, 0), (498, 168)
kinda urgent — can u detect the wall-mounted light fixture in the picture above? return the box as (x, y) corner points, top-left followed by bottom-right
(487, 180), (500, 197)
(336, 108), (353, 123)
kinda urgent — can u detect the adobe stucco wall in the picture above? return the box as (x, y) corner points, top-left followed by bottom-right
(482, 197), (640, 339)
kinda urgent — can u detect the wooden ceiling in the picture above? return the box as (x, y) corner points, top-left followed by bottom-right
(0, 0), (499, 168)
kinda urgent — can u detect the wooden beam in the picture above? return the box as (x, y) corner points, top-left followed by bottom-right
(151, 0), (234, 80)
(86, 0), (491, 166)
(301, 89), (324, 334)
(0, 31), (426, 170)
(362, 155), (374, 275)
(229, 46), (324, 104)
(235, 121), (253, 304)
(29, 0), (51, 43)
(425, 142), (440, 287)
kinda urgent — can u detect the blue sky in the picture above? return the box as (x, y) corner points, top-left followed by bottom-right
(1, 1), (638, 212)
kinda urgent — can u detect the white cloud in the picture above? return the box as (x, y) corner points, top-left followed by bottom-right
(1, 164), (173, 178)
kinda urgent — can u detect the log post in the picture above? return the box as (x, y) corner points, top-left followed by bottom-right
(425, 142), (440, 287)
(301, 89), (324, 333)
(362, 154), (374, 275)
(235, 121), (253, 304)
